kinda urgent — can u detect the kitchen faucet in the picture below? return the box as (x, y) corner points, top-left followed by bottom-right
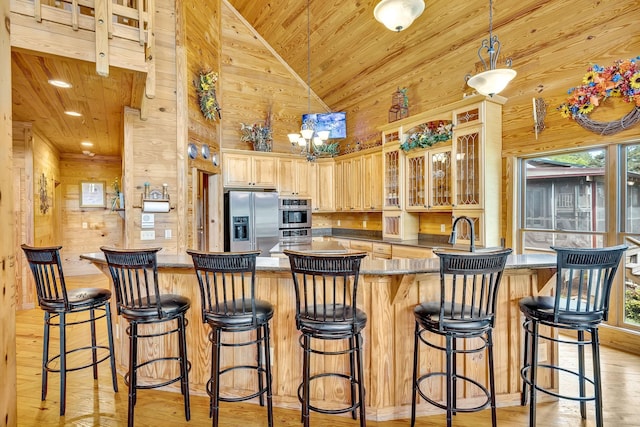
(449, 216), (476, 252)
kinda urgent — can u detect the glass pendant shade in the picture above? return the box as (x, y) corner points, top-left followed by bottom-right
(300, 128), (315, 140)
(374, 0), (425, 32)
(467, 68), (517, 96)
(288, 133), (300, 143)
(317, 130), (330, 141)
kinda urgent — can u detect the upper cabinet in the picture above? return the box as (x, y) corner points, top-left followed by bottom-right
(362, 149), (383, 211)
(311, 160), (335, 212)
(378, 94), (505, 245)
(222, 150), (278, 189)
(278, 157), (313, 197)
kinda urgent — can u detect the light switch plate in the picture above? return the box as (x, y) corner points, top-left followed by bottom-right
(141, 230), (155, 240)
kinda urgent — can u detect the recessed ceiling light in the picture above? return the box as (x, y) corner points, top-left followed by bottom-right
(48, 79), (72, 89)
(81, 141), (93, 147)
(64, 111), (82, 117)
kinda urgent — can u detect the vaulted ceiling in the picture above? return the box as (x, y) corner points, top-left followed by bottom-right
(11, 0), (639, 157)
(10, 0), (518, 157)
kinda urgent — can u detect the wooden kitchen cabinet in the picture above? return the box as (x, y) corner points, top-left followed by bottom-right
(405, 143), (453, 211)
(362, 149), (383, 211)
(222, 150), (278, 188)
(311, 159), (335, 212)
(382, 142), (403, 210)
(278, 157), (313, 197)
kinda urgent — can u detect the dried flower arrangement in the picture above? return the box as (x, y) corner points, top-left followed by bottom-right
(196, 70), (221, 121)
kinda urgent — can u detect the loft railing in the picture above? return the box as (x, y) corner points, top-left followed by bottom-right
(10, 0), (155, 96)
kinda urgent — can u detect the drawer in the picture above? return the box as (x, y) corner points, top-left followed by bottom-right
(392, 245), (434, 259)
(350, 240), (373, 252)
(372, 243), (392, 257)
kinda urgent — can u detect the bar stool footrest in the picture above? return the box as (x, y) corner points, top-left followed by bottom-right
(416, 371), (491, 413)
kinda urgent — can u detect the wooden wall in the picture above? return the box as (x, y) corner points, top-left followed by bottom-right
(122, 0), (180, 252)
(31, 131), (60, 247)
(1, 0), (17, 421)
(59, 154), (123, 275)
(11, 123), (34, 310)
(220, 2), (329, 153)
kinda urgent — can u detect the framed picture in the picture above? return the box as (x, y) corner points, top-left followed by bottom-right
(80, 181), (106, 208)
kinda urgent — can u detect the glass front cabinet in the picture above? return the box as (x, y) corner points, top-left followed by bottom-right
(379, 95), (504, 247)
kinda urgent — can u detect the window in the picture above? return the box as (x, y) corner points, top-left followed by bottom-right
(518, 145), (640, 332)
(520, 149), (607, 252)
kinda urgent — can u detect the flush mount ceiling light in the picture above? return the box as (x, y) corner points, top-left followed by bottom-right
(466, 0), (516, 96)
(374, 0), (425, 32)
(48, 79), (72, 89)
(64, 110), (82, 117)
(81, 141), (93, 147)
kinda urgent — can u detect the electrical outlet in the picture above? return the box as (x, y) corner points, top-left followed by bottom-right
(363, 220), (367, 228)
(441, 224), (446, 232)
(82, 222), (88, 229)
(165, 229), (172, 239)
(141, 230), (155, 240)
(337, 220), (341, 226)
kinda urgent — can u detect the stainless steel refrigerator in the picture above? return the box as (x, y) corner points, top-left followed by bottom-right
(224, 191), (279, 256)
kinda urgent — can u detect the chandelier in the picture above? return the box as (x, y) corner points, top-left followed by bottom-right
(287, 0), (329, 161)
(466, 0), (516, 96)
(373, 0), (425, 32)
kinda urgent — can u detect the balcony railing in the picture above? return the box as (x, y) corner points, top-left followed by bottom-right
(10, 0), (155, 96)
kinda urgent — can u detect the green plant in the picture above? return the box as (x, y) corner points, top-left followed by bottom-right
(625, 288), (640, 324)
(400, 120), (453, 152)
(314, 141), (340, 157)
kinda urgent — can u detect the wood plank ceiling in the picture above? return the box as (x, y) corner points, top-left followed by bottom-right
(9, 0), (508, 157)
(11, 49), (142, 157)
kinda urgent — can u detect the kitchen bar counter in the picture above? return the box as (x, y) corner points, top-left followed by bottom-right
(82, 252), (557, 421)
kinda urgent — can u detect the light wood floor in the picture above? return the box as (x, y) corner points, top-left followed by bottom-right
(15, 275), (640, 426)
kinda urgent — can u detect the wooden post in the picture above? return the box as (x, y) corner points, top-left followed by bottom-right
(94, 0), (109, 76)
(1, 0), (18, 422)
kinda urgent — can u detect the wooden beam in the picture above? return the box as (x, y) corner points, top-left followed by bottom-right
(94, 0), (109, 77)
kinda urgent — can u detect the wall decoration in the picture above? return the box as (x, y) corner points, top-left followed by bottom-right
(399, 121), (453, 152)
(196, 69), (222, 121)
(80, 181), (106, 208)
(533, 97), (547, 139)
(240, 120), (273, 152)
(39, 173), (49, 214)
(558, 57), (640, 135)
(388, 87), (409, 123)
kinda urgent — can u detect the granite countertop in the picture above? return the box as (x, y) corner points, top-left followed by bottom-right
(81, 252), (556, 276)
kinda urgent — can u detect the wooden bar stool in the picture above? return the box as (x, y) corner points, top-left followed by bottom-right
(188, 249), (273, 427)
(21, 244), (118, 416)
(411, 249), (512, 427)
(520, 245), (627, 427)
(284, 250), (368, 427)
(101, 247), (191, 427)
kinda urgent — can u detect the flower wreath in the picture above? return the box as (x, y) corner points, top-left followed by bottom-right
(558, 57), (640, 135)
(196, 70), (222, 121)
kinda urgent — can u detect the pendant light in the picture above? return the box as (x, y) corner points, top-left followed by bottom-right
(287, 0), (329, 161)
(466, 0), (516, 96)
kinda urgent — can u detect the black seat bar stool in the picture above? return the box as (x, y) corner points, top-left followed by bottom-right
(101, 246), (191, 427)
(411, 249), (512, 427)
(520, 245), (627, 427)
(284, 250), (368, 427)
(21, 244), (119, 416)
(187, 249), (274, 427)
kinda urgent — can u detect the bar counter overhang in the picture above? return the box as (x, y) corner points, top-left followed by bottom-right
(81, 252), (557, 421)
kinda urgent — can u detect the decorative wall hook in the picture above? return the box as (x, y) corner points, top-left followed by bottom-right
(533, 97), (547, 139)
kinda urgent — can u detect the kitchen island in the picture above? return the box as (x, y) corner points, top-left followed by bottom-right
(81, 252), (557, 421)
